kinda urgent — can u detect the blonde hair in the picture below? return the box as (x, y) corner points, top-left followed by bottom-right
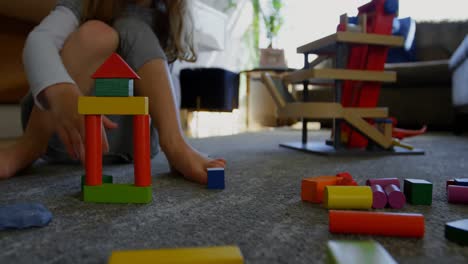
(82, 0), (197, 63)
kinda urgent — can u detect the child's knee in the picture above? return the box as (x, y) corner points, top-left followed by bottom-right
(76, 20), (119, 57)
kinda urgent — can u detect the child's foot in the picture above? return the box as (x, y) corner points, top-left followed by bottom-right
(162, 139), (225, 184)
(0, 137), (45, 179)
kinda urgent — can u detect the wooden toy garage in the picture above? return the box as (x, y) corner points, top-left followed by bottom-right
(262, 0), (425, 155)
(78, 53), (152, 203)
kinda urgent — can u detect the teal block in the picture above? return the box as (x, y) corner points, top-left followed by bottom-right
(83, 184), (152, 204)
(446, 219), (468, 245)
(403, 179), (432, 205)
(95, 78), (132, 97)
(327, 240), (397, 264)
(81, 175), (113, 191)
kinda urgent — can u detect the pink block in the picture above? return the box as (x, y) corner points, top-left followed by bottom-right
(371, 184), (387, 209)
(447, 185), (468, 204)
(385, 184), (405, 209)
(366, 178), (400, 188)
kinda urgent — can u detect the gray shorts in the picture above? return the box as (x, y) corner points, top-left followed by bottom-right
(21, 6), (167, 163)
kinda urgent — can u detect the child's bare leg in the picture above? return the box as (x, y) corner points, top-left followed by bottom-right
(0, 21), (118, 179)
(135, 59), (225, 184)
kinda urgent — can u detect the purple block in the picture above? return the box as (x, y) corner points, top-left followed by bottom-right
(371, 184), (387, 209)
(448, 185), (468, 204)
(366, 178), (400, 188)
(385, 184), (406, 209)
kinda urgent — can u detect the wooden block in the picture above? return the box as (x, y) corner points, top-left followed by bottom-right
(403, 179), (433, 205)
(92, 53), (140, 79)
(85, 115), (102, 186)
(133, 115), (151, 187)
(454, 178), (468, 186)
(329, 210), (425, 238)
(301, 176), (340, 203)
(366, 178), (400, 188)
(324, 186), (372, 209)
(370, 184), (387, 209)
(447, 185), (468, 204)
(207, 168), (225, 189)
(83, 184), (152, 204)
(384, 184), (405, 209)
(283, 68), (396, 85)
(108, 246), (244, 264)
(327, 240), (397, 264)
(445, 219), (468, 246)
(95, 79), (133, 97)
(78, 96), (148, 115)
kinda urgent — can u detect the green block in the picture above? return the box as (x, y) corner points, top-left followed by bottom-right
(445, 219), (468, 245)
(95, 78), (132, 97)
(403, 179), (433, 205)
(81, 175), (113, 191)
(83, 184), (152, 204)
(327, 240), (397, 264)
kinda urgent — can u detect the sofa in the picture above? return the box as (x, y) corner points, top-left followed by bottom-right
(380, 20), (468, 130)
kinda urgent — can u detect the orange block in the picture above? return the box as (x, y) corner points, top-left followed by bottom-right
(329, 210), (425, 238)
(301, 176), (341, 203)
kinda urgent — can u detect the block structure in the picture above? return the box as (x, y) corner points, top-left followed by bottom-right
(207, 168), (225, 189)
(445, 219), (468, 246)
(327, 240), (397, 264)
(403, 179), (432, 205)
(80, 53), (152, 204)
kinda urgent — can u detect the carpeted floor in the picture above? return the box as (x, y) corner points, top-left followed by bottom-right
(1, 129), (468, 264)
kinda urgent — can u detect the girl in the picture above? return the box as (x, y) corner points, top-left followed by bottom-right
(0, 0), (226, 184)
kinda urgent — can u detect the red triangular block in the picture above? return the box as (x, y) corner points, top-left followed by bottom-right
(92, 53), (140, 79)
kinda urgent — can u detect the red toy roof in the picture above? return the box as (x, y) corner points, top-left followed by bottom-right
(92, 53), (140, 79)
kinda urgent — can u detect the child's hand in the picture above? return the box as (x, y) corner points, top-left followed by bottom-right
(43, 83), (85, 161)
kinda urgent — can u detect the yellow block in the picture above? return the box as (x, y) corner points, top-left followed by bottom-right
(78, 96), (148, 115)
(324, 186), (372, 209)
(108, 246), (244, 264)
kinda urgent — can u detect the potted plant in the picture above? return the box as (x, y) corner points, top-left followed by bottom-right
(257, 0), (286, 68)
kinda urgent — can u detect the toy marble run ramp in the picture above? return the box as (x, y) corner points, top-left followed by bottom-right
(260, 0), (424, 156)
(79, 53), (152, 203)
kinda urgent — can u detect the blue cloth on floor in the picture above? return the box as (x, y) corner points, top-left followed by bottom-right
(0, 203), (52, 230)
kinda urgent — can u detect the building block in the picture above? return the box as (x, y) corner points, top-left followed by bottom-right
(78, 96), (148, 115)
(447, 179), (456, 190)
(95, 79), (133, 97)
(327, 240), (397, 264)
(92, 53), (140, 79)
(81, 175), (113, 191)
(447, 185), (468, 204)
(133, 115), (151, 187)
(403, 179), (432, 205)
(370, 184), (387, 209)
(108, 246), (244, 264)
(329, 210), (425, 238)
(324, 186), (372, 209)
(83, 184), (152, 204)
(366, 178), (400, 188)
(336, 172), (358, 186)
(454, 178), (468, 186)
(384, 184), (405, 209)
(85, 115), (102, 186)
(445, 219), (468, 246)
(301, 176), (341, 203)
(207, 168), (225, 189)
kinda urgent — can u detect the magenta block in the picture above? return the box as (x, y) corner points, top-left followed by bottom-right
(371, 184), (387, 209)
(385, 184), (406, 209)
(366, 178), (401, 188)
(448, 185), (468, 204)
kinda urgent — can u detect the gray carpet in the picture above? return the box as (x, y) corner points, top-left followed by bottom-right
(1, 129), (468, 264)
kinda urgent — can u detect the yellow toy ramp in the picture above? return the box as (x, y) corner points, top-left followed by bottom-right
(109, 246), (244, 264)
